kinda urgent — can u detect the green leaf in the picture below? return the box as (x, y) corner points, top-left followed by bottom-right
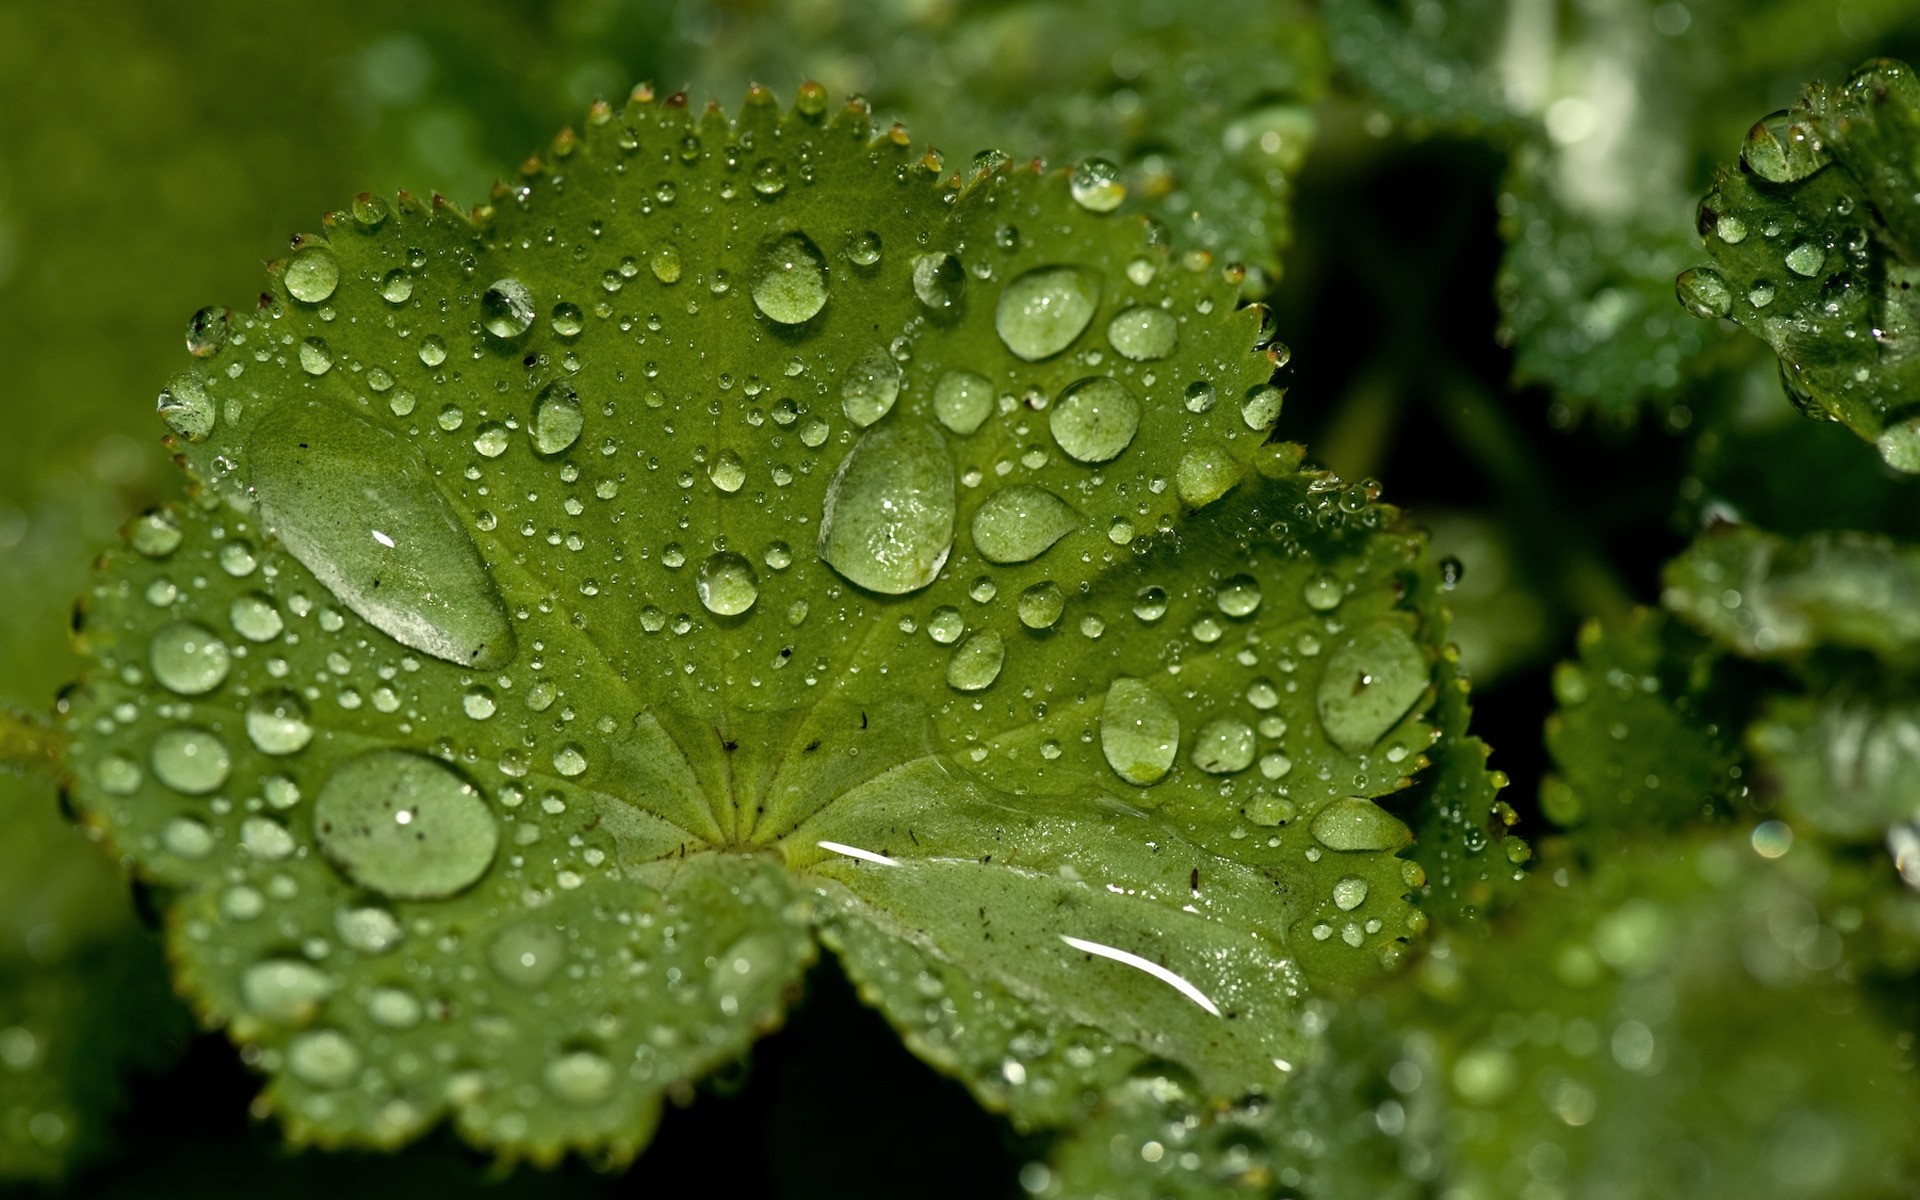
(1750, 693), (1920, 841)
(687, 0), (1327, 292)
(1687, 58), (1920, 472)
(64, 89), (1473, 1161)
(1540, 611), (1740, 832)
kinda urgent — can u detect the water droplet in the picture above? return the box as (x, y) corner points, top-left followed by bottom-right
(229, 594), (284, 642)
(381, 270), (414, 304)
(1748, 281), (1776, 308)
(246, 690), (313, 756)
(1316, 623), (1429, 753)
(707, 449), (746, 494)
(1049, 377), (1140, 464)
(650, 242), (683, 283)
(1333, 876), (1370, 911)
(418, 336), (447, 368)
(1184, 381), (1217, 413)
(287, 1029), (361, 1089)
(1248, 793), (1296, 826)
(972, 485), (1079, 564)
(997, 266), (1101, 361)
(249, 404), (516, 669)
(840, 343), (903, 427)
(912, 252), (965, 311)
(1107, 306), (1177, 360)
(1017, 581), (1065, 629)
(845, 231), (883, 267)
(546, 1050), (615, 1105)
(1675, 267), (1732, 320)
(1214, 574), (1262, 618)
(481, 278), (536, 339)
(1877, 415), (1920, 473)
(1190, 717), (1255, 774)
(1175, 443), (1240, 507)
(299, 338), (333, 376)
(130, 511), (184, 558)
(284, 246), (340, 303)
(157, 376), (215, 442)
(947, 631), (1005, 691)
(1100, 678), (1180, 786)
(151, 729), (230, 795)
(336, 906), (403, 955)
(490, 921), (565, 987)
(1784, 242), (1826, 277)
(697, 552), (760, 616)
(1303, 573), (1343, 611)
(819, 422), (955, 595)
(1242, 385), (1283, 430)
(149, 621), (230, 695)
(522, 382), (585, 458)
(1741, 110), (1830, 183)
(313, 750), (497, 900)
(242, 959), (334, 1025)
(366, 987), (422, 1029)
(751, 232), (830, 324)
(472, 422), (510, 458)
(1309, 797), (1411, 852)
(1132, 586), (1168, 622)
(1069, 158), (1126, 212)
(934, 370), (994, 435)
(751, 157), (788, 197)
(162, 816), (214, 858)
(186, 307), (231, 356)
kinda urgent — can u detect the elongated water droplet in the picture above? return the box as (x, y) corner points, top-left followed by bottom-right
(186, 307), (232, 357)
(696, 552), (760, 616)
(242, 959), (334, 1025)
(997, 266), (1101, 361)
(490, 921), (565, 986)
(933, 370), (994, 436)
(313, 750), (497, 900)
(818, 423), (955, 595)
(650, 243), (682, 283)
(1241, 384), (1283, 430)
(248, 403), (515, 669)
(972, 484), (1079, 564)
(1333, 876), (1370, 911)
(531, 382), (583, 455)
(752, 231), (830, 324)
(546, 1050), (615, 1105)
(912, 251), (965, 311)
(1175, 442), (1240, 507)
(947, 631), (1006, 691)
(1100, 677), (1180, 786)
(1107, 306), (1177, 360)
(1741, 110), (1829, 183)
(840, 343), (903, 427)
(1316, 623), (1429, 753)
(1309, 797), (1411, 852)
(481, 278), (536, 339)
(287, 1030), (360, 1089)
(1050, 377), (1140, 464)
(1784, 242), (1825, 277)
(284, 246), (340, 303)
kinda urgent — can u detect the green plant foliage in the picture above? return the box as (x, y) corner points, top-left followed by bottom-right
(1688, 58), (1920, 471)
(60, 86), (1493, 1165)
(684, 0), (1327, 292)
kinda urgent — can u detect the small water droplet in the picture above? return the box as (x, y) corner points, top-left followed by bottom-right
(546, 1049), (616, 1105)
(934, 370), (995, 435)
(1784, 242), (1825, 277)
(845, 231), (883, 267)
(286, 1029), (361, 1089)
(1017, 581), (1065, 629)
(299, 338), (333, 376)
(1106, 306), (1177, 360)
(650, 242), (683, 283)
(1215, 574), (1262, 618)
(1332, 876), (1370, 911)
(246, 690), (313, 755)
(751, 231), (830, 324)
(472, 422), (510, 458)
(1303, 573), (1343, 611)
(912, 251), (966, 311)
(381, 270), (413, 304)
(313, 751), (497, 900)
(242, 959), (334, 1025)
(1100, 678), (1181, 786)
(149, 621), (230, 695)
(1241, 385), (1283, 430)
(947, 631), (1006, 691)
(1190, 717), (1255, 774)
(529, 381), (584, 456)
(489, 921), (566, 987)
(1675, 267), (1732, 320)
(997, 266), (1101, 361)
(186, 307), (232, 356)
(151, 729), (230, 795)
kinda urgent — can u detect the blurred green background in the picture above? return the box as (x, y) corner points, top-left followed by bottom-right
(7, 0), (1920, 1195)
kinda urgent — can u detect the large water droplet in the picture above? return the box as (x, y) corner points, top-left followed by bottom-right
(996, 266), (1101, 361)
(151, 728), (230, 795)
(248, 403), (515, 669)
(313, 750), (497, 900)
(1017, 581), (1064, 629)
(751, 232), (830, 324)
(946, 631), (1005, 692)
(242, 959), (334, 1025)
(1675, 267), (1732, 320)
(1332, 876), (1370, 911)
(531, 382), (583, 455)
(1877, 416), (1920, 473)
(1316, 623), (1429, 753)
(934, 370), (995, 436)
(1100, 678), (1180, 786)
(972, 485), (1079, 564)
(286, 1029), (361, 1089)
(1309, 797), (1411, 852)
(1049, 377), (1140, 464)
(149, 621), (230, 695)
(1190, 717), (1255, 774)
(1107, 306), (1177, 360)
(246, 690), (314, 756)
(840, 343), (903, 427)
(481, 278), (536, 339)
(1741, 110), (1830, 183)
(1069, 158), (1126, 212)
(818, 423), (955, 595)
(1784, 242), (1825, 277)
(158, 376), (214, 443)
(284, 246), (340, 303)
(1175, 443), (1241, 507)
(697, 552), (760, 616)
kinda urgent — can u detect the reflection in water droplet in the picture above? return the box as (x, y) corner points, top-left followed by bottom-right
(751, 232), (830, 324)
(651, 243), (683, 283)
(1107, 306), (1177, 361)
(840, 343), (903, 427)
(299, 338), (333, 376)
(1316, 622), (1429, 753)
(946, 631), (1005, 691)
(845, 231), (883, 267)
(933, 370), (995, 436)
(249, 404), (516, 669)
(1675, 267), (1732, 320)
(472, 422), (510, 458)
(151, 729), (230, 795)
(972, 485), (1079, 564)
(246, 690), (314, 756)
(1100, 678), (1181, 786)
(912, 252), (965, 311)
(284, 247), (340, 303)
(1303, 573), (1343, 611)
(697, 552), (760, 616)
(1333, 876), (1370, 911)
(997, 266), (1101, 361)
(1309, 797), (1411, 852)
(1050, 377), (1140, 464)
(531, 382), (583, 455)
(229, 594), (284, 642)
(1190, 717), (1255, 774)
(1241, 384), (1283, 430)
(709, 449), (747, 493)
(313, 751), (497, 900)
(149, 621), (230, 695)
(1214, 574), (1262, 618)
(819, 423), (955, 595)
(1069, 158), (1126, 212)
(481, 278), (536, 338)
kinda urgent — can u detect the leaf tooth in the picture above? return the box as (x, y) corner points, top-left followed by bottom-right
(585, 98), (613, 127)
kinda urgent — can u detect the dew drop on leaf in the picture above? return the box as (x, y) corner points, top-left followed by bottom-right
(1068, 158), (1126, 212)
(933, 369), (995, 435)
(530, 381), (583, 456)
(1315, 622), (1429, 753)
(844, 230), (883, 267)
(151, 728), (231, 795)
(751, 231), (830, 325)
(1308, 797), (1411, 852)
(286, 1029), (361, 1089)
(946, 631), (1005, 692)
(481, 278), (536, 339)
(283, 246), (339, 303)
(1190, 717), (1255, 774)
(696, 552), (760, 616)
(148, 620), (230, 695)
(1675, 267), (1733, 320)
(1107, 306), (1177, 360)
(996, 266), (1101, 361)
(245, 689), (313, 756)
(1175, 442), (1240, 507)
(312, 750), (498, 900)
(1100, 677), (1181, 785)
(1332, 876), (1370, 911)
(1049, 377), (1141, 463)
(489, 922), (566, 987)
(972, 484), (1080, 564)
(241, 959), (334, 1025)
(545, 1050), (616, 1106)
(840, 343), (903, 427)
(1017, 581), (1065, 629)
(912, 251), (965, 311)
(818, 422), (955, 595)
